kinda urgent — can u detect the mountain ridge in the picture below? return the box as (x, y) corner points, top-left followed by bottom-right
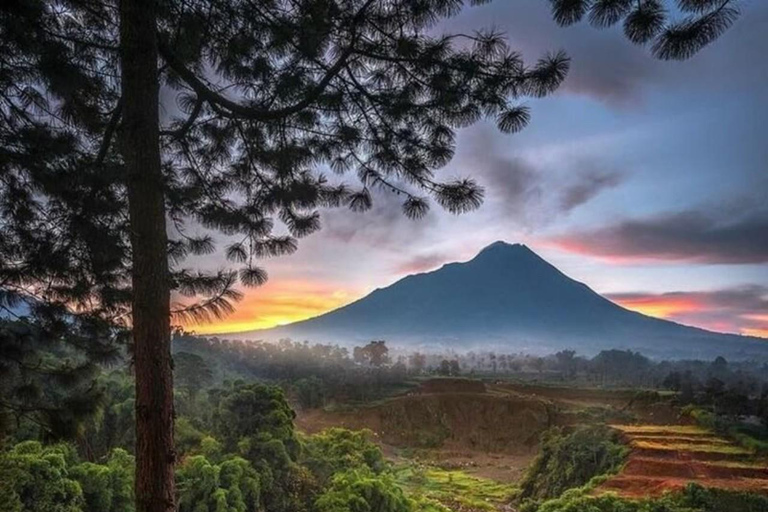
(216, 242), (767, 359)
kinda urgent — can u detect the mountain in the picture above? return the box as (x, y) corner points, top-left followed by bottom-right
(220, 242), (768, 359)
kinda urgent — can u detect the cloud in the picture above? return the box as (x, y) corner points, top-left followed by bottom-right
(607, 286), (768, 337)
(465, 131), (625, 229)
(395, 253), (449, 275)
(548, 205), (768, 264)
(559, 170), (624, 211)
(321, 187), (438, 247)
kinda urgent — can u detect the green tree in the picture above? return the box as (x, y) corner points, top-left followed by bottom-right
(0, 441), (84, 512)
(174, 352), (214, 400)
(0, 315), (120, 442)
(176, 455), (261, 512)
(212, 382), (316, 512)
(301, 428), (385, 485)
(71, 448), (136, 512)
(518, 425), (627, 503)
(316, 468), (412, 512)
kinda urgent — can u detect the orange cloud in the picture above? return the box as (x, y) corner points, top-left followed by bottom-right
(182, 280), (363, 335)
(610, 295), (705, 319)
(607, 288), (768, 338)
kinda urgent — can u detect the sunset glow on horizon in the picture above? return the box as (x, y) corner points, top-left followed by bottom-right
(182, 280), (364, 335)
(609, 295), (704, 320)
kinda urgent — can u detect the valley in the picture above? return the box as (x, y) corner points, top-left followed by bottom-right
(294, 377), (768, 511)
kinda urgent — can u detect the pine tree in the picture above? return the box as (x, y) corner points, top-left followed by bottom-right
(0, 1), (739, 511)
(548, 0), (740, 60)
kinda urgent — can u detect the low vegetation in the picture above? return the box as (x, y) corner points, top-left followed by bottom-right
(395, 465), (517, 511)
(536, 484), (768, 512)
(516, 425), (628, 508)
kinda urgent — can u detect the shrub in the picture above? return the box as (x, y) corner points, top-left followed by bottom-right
(517, 425), (628, 503)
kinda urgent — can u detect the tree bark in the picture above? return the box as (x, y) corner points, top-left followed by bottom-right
(119, 1), (175, 512)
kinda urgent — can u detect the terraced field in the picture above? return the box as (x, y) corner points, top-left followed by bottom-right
(597, 425), (768, 497)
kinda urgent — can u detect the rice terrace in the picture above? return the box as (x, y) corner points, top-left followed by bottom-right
(599, 425), (768, 497)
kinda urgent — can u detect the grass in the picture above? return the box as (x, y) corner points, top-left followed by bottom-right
(631, 435), (731, 444)
(612, 425), (710, 436)
(631, 439), (753, 455)
(394, 464), (518, 511)
(699, 459), (768, 469)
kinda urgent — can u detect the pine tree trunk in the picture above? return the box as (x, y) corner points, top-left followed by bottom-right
(118, 1), (175, 512)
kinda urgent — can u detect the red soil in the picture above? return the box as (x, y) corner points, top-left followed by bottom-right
(596, 426), (768, 498)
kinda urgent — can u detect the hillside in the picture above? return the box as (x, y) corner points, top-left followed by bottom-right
(220, 242), (767, 359)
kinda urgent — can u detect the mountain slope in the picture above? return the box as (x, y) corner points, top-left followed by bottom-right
(221, 242), (767, 359)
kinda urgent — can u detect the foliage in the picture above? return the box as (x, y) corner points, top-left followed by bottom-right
(213, 382), (299, 460)
(174, 352), (214, 400)
(518, 425), (628, 504)
(0, 317), (120, 441)
(395, 465), (517, 511)
(535, 483), (768, 512)
(301, 428), (386, 485)
(210, 382), (317, 512)
(316, 468), (412, 512)
(70, 449), (135, 512)
(547, 0), (741, 60)
(82, 371), (136, 459)
(176, 455), (261, 512)
(0, 441), (84, 512)
(354, 342), (390, 368)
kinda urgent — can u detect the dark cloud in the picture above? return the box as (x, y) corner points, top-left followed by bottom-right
(607, 285), (768, 336)
(322, 187), (438, 247)
(549, 205), (768, 264)
(559, 171), (624, 211)
(464, 131), (625, 228)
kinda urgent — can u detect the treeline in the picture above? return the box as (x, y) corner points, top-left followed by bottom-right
(172, 333), (768, 421)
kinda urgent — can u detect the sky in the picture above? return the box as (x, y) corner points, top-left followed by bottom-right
(185, 0), (768, 338)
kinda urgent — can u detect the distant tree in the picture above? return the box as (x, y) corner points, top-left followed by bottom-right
(591, 350), (651, 385)
(295, 376), (328, 409)
(663, 371), (683, 392)
(438, 359), (452, 376)
(554, 349), (577, 378)
(449, 359), (461, 377)
(408, 352), (427, 375)
(354, 341), (390, 368)
(174, 352), (213, 400)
